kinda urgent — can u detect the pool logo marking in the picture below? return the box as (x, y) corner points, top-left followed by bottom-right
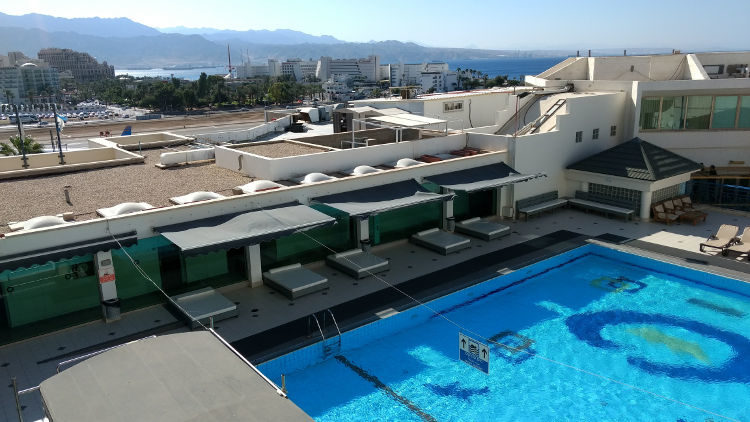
(459, 333), (490, 374)
(589, 276), (647, 294)
(627, 326), (710, 364)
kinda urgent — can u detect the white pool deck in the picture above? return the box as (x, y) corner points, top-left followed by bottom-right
(3, 204), (750, 421)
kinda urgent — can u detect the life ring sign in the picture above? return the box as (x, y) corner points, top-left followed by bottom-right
(566, 310), (750, 383)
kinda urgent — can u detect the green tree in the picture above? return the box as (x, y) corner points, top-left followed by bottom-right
(1, 135), (44, 156)
(197, 72), (209, 98)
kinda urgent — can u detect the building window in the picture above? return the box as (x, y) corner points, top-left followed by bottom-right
(592, 128), (599, 139)
(652, 184), (681, 203)
(575, 131), (583, 143)
(640, 95), (750, 131)
(610, 125), (617, 136)
(589, 183), (641, 211)
(712, 96), (738, 129)
(685, 96), (712, 129)
(443, 101), (463, 112)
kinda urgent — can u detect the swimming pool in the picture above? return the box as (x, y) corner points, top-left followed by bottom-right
(259, 245), (750, 421)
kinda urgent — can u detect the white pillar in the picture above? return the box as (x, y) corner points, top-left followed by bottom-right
(442, 197), (455, 231)
(581, 181), (589, 192)
(495, 186), (504, 218)
(355, 217), (370, 250)
(640, 190), (653, 220)
(95, 250), (120, 322)
(245, 244), (262, 288)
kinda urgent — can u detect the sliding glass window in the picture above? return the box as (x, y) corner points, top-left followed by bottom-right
(659, 96), (685, 130)
(684, 96), (712, 129)
(739, 96), (750, 128)
(639, 97), (660, 130)
(711, 96), (738, 128)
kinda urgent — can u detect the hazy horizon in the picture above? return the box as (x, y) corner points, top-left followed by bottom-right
(0, 0), (746, 51)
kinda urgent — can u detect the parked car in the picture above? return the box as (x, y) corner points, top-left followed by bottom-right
(36, 121), (49, 127)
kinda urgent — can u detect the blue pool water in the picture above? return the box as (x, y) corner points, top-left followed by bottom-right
(259, 245), (750, 421)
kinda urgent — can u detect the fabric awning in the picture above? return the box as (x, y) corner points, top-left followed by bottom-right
(368, 114), (446, 128)
(154, 203), (335, 256)
(423, 163), (545, 192)
(311, 179), (451, 218)
(0, 231), (138, 273)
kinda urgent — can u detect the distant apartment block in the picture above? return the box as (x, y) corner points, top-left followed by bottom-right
(316, 55), (380, 82)
(281, 58), (318, 81)
(37, 48), (114, 83)
(236, 59), (281, 78)
(390, 62), (458, 93)
(0, 51), (60, 104)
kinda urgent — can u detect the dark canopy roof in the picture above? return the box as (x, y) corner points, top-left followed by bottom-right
(312, 179), (451, 218)
(423, 162), (545, 192)
(154, 203), (335, 256)
(0, 232), (138, 273)
(567, 137), (701, 181)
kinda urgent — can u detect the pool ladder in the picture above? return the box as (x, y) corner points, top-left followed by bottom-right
(309, 309), (342, 357)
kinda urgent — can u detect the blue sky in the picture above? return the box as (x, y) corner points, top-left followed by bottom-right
(1, 0), (747, 50)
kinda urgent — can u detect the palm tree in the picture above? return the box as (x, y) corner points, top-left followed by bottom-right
(0, 135), (44, 156)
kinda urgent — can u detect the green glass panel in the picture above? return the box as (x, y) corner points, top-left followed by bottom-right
(685, 96), (712, 129)
(739, 96), (750, 128)
(112, 237), (164, 300)
(184, 251), (229, 283)
(711, 96), (738, 128)
(261, 205), (352, 268)
(371, 201), (441, 245)
(659, 96), (685, 130)
(1, 256), (99, 328)
(639, 97), (660, 130)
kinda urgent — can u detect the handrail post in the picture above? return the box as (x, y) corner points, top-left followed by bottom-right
(12, 377), (23, 422)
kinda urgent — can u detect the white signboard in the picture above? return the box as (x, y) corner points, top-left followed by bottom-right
(459, 332), (490, 374)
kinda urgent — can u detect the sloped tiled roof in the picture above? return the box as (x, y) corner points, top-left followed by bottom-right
(566, 137), (701, 181)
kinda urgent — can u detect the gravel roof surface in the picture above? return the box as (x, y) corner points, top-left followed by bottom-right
(234, 142), (330, 158)
(0, 150), (251, 233)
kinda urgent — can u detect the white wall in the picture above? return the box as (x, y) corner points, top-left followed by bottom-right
(512, 92), (626, 203)
(638, 131), (750, 166)
(218, 133), (469, 180)
(422, 92), (511, 129)
(194, 116), (291, 144)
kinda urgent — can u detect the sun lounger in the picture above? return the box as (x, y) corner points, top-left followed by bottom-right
(699, 224), (739, 254)
(662, 200), (684, 216)
(455, 217), (510, 241)
(326, 249), (389, 279)
(678, 196), (697, 212)
(652, 204), (679, 225)
(727, 227), (750, 259)
(171, 287), (238, 328)
(410, 228), (471, 255)
(262, 263), (328, 299)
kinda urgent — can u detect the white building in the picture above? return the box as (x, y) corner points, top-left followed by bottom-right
(0, 52), (60, 104)
(390, 62), (458, 93)
(281, 59), (318, 81)
(316, 55), (380, 82)
(236, 59), (281, 79)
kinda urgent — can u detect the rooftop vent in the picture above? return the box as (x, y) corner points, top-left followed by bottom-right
(351, 165), (380, 176)
(300, 173), (336, 184)
(233, 180), (283, 194)
(96, 202), (155, 218)
(20, 215), (68, 231)
(169, 191), (225, 205)
(394, 158), (423, 168)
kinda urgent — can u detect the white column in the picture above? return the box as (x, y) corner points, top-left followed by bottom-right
(442, 197), (455, 231)
(245, 244), (263, 288)
(355, 217), (370, 250)
(495, 186), (505, 218)
(95, 250), (120, 322)
(581, 181), (589, 192)
(640, 190), (653, 220)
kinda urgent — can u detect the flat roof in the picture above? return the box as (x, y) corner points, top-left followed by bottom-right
(234, 141), (331, 158)
(0, 149), (250, 233)
(40, 331), (311, 422)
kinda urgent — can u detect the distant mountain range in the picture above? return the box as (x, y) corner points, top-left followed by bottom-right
(0, 11), (572, 68)
(159, 26), (344, 45)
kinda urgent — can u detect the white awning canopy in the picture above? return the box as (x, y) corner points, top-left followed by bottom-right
(367, 113), (447, 128)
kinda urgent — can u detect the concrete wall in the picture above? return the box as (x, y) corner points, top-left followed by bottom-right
(159, 148), (215, 166)
(104, 132), (190, 148)
(216, 133), (468, 180)
(0, 147), (508, 257)
(638, 131), (750, 167)
(422, 92), (511, 129)
(0, 148), (144, 179)
(513, 91), (626, 203)
(282, 127), (419, 149)
(194, 116), (291, 144)
(467, 133), (509, 152)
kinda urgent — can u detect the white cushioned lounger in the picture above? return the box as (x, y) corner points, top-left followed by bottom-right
(410, 228), (471, 255)
(325, 249), (389, 279)
(263, 263), (329, 299)
(455, 217), (510, 241)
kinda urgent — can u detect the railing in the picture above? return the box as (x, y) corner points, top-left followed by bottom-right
(690, 179), (750, 211)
